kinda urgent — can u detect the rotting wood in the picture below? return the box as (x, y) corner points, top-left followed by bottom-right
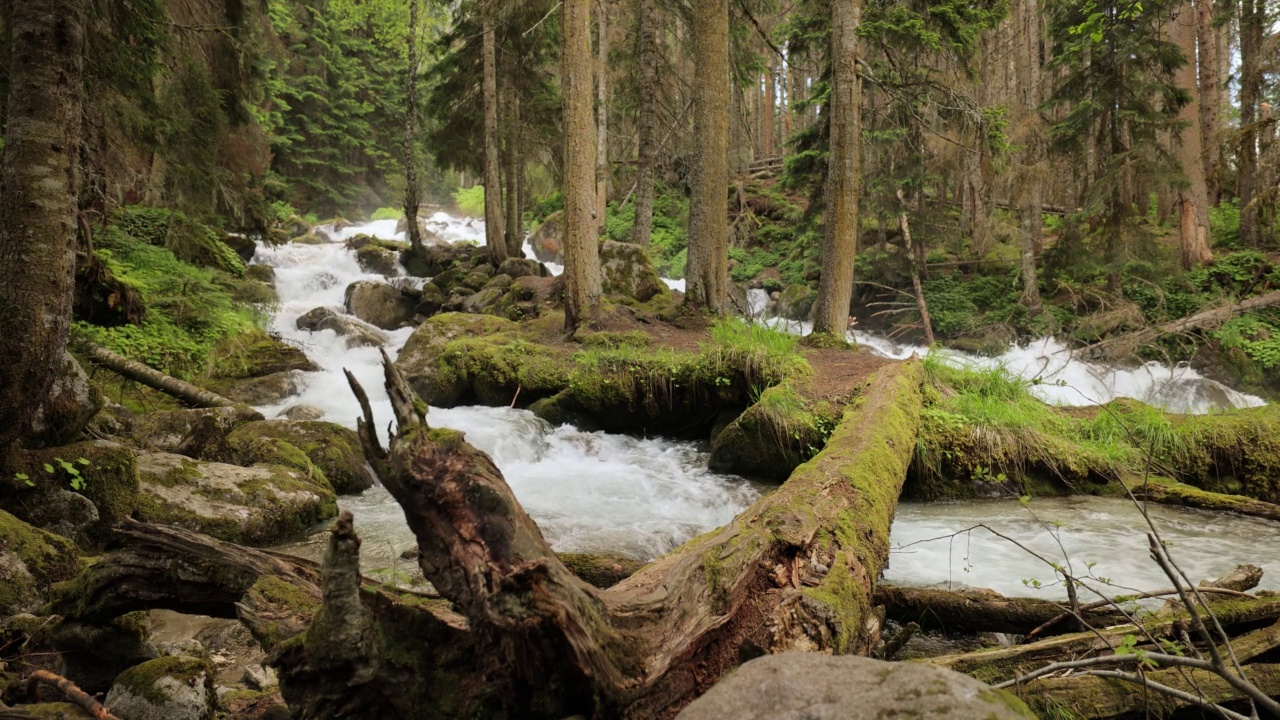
(79, 339), (259, 416)
(331, 355), (924, 718)
(1082, 289), (1280, 359)
(875, 585), (1130, 636)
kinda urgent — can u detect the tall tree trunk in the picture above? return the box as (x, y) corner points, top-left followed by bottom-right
(811, 0), (861, 336)
(504, 90), (522, 258)
(1195, 0), (1221, 206)
(0, 0), (87, 455)
(630, 0), (660, 246)
(1016, 0), (1043, 308)
(684, 0), (730, 313)
(764, 61), (776, 158)
(402, 0), (423, 254)
(1173, 6), (1214, 268)
(563, 0), (604, 330)
(595, 0), (611, 232)
(482, 1), (508, 266)
(1237, 0), (1261, 247)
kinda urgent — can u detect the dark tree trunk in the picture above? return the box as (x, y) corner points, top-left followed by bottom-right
(684, 0), (730, 313)
(630, 0), (660, 247)
(562, 0), (604, 329)
(482, 0), (508, 266)
(0, 0), (87, 456)
(402, 0), (423, 254)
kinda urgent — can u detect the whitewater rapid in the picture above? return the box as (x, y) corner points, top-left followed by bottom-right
(257, 216), (1278, 600)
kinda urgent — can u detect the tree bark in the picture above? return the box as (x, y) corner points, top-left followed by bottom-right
(811, 0), (861, 336)
(898, 191), (935, 345)
(630, 0), (660, 247)
(504, 88), (523, 258)
(79, 340), (256, 415)
(1237, 0), (1261, 247)
(1195, 0), (1221, 206)
(562, 0), (604, 330)
(482, 0), (508, 266)
(595, 0), (611, 232)
(1172, 6), (1213, 269)
(339, 356), (922, 717)
(684, 0), (730, 313)
(0, 0), (87, 455)
(402, 0), (423, 254)
(876, 585), (1130, 637)
(764, 62), (776, 158)
(1084, 289), (1280, 359)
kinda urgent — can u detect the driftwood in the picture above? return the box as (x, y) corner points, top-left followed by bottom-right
(79, 340), (253, 413)
(22, 670), (120, 720)
(312, 352), (925, 718)
(875, 585), (1130, 636)
(1083, 289), (1280, 359)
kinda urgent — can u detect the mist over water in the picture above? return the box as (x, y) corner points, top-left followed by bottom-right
(263, 217), (1276, 596)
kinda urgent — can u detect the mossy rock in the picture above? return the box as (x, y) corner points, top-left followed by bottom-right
(134, 451), (337, 546)
(130, 407), (244, 454)
(227, 420), (374, 495)
(355, 245), (400, 276)
(1168, 403), (1280, 503)
(344, 281), (417, 330)
(208, 371), (305, 406)
(10, 439), (140, 535)
(208, 330), (316, 380)
(24, 353), (103, 448)
(2, 703), (94, 718)
(396, 313), (535, 406)
(106, 655), (216, 720)
(0, 509), (85, 615)
(290, 232), (327, 245)
(51, 614), (159, 694)
(776, 284), (816, 321)
(600, 240), (664, 303)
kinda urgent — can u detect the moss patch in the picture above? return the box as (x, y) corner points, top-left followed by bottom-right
(0, 510), (86, 614)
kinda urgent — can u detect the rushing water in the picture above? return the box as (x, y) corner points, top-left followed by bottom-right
(259, 217), (1277, 599)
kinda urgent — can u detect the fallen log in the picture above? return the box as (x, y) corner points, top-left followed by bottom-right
(1133, 480), (1280, 523)
(323, 354), (924, 718)
(1082, 289), (1280, 359)
(875, 585), (1130, 636)
(78, 339), (258, 416)
(927, 594), (1280, 683)
(1010, 661), (1280, 719)
(23, 670), (120, 720)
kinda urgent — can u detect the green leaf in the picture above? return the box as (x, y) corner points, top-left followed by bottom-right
(43, 464), (54, 474)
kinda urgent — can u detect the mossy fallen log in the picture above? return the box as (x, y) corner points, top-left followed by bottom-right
(1131, 477), (1280, 522)
(306, 355), (924, 719)
(874, 585), (1129, 637)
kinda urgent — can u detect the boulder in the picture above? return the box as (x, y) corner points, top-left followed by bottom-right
(395, 313), (522, 406)
(484, 273), (514, 290)
(54, 615), (159, 694)
(209, 331), (316, 380)
(10, 439), (140, 535)
(134, 451), (337, 546)
(213, 371), (306, 407)
(355, 244), (400, 276)
(415, 283), (447, 317)
(106, 656), (217, 720)
(498, 257), (543, 279)
(395, 215), (446, 246)
(528, 210), (564, 263)
(600, 240), (664, 302)
(25, 353), (103, 448)
(131, 407), (244, 455)
(676, 653), (1034, 720)
(776, 283), (817, 320)
(18, 487), (99, 545)
(289, 232), (326, 245)
(223, 233), (257, 262)
(244, 264), (276, 285)
(344, 280), (417, 330)
(400, 243), (472, 278)
(296, 306), (390, 348)
(0, 509), (85, 615)
(278, 404), (326, 421)
(462, 287), (505, 314)
(227, 420), (375, 495)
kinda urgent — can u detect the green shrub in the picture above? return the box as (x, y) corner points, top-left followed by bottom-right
(371, 207), (403, 221)
(1214, 313), (1280, 370)
(453, 185), (486, 217)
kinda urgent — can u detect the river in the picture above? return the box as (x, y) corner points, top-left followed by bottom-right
(252, 215), (1280, 601)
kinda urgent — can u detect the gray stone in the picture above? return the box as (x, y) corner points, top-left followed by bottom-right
(675, 653), (1034, 720)
(462, 287), (505, 314)
(131, 407), (243, 455)
(54, 619), (160, 695)
(484, 273), (514, 290)
(278, 404), (326, 421)
(21, 488), (99, 544)
(776, 284), (817, 321)
(242, 664), (278, 691)
(106, 656), (216, 720)
(296, 306), (390, 347)
(498, 257), (543, 279)
(600, 240), (664, 302)
(134, 451), (336, 546)
(354, 245), (400, 276)
(26, 353), (103, 448)
(528, 210), (563, 263)
(343, 280), (417, 330)
(217, 371), (305, 406)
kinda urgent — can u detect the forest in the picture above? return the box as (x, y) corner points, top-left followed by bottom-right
(0, 0), (1279, 717)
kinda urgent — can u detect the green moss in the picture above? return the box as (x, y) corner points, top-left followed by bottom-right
(1165, 404), (1280, 502)
(0, 510), (87, 613)
(11, 703), (93, 719)
(207, 329), (316, 380)
(113, 655), (212, 706)
(11, 440), (140, 530)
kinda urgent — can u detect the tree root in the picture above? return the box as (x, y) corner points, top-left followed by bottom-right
(24, 669), (120, 720)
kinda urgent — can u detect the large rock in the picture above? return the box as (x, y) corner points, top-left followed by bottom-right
(10, 439), (141, 537)
(498, 257), (543, 279)
(354, 244), (400, 276)
(106, 656), (217, 720)
(344, 280), (417, 330)
(528, 210), (563, 263)
(461, 287), (505, 314)
(400, 243), (473, 278)
(25, 353), (103, 448)
(54, 615), (159, 694)
(216, 371), (306, 406)
(227, 420), (375, 495)
(210, 331), (316, 379)
(134, 451), (337, 545)
(0, 509), (85, 615)
(600, 240), (664, 302)
(395, 313), (522, 405)
(776, 284), (817, 320)
(131, 407), (244, 455)
(296, 306), (390, 348)
(676, 653), (1034, 720)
